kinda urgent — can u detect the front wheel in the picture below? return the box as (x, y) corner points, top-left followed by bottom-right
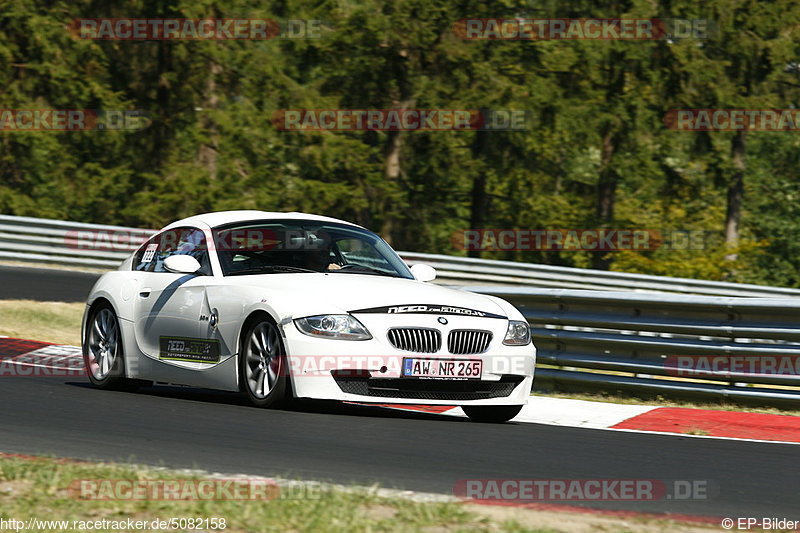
(463, 405), (522, 423)
(240, 318), (289, 408)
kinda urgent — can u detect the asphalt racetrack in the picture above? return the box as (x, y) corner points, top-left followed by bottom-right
(1, 265), (798, 519)
(0, 265), (100, 302)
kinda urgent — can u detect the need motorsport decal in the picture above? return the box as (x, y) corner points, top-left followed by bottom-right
(350, 305), (505, 319)
(159, 336), (220, 363)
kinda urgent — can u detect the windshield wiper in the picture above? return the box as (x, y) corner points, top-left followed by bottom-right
(333, 264), (398, 277)
(227, 265), (318, 276)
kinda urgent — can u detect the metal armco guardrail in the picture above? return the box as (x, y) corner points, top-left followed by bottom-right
(469, 287), (800, 405)
(399, 252), (800, 298)
(3, 214), (800, 405)
(0, 214), (152, 268)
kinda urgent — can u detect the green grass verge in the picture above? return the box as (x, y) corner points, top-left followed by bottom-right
(0, 455), (720, 533)
(0, 455), (549, 533)
(0, 300), (83, 346)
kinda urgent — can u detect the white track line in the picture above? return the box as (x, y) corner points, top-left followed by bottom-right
(440, 397), (658, 428)
(592, 426), (800, 446)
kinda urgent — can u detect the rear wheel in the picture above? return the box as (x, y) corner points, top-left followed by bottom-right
(84, 305), (129, 389)
(463, 405), (522, 423)
(240, 318), (288, 408)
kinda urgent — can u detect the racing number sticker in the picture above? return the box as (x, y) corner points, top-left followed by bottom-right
(141, 243), (158, 263)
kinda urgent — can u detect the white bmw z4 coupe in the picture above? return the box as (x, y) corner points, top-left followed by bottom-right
(82, 211), (535, 422)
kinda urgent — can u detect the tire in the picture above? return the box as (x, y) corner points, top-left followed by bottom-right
(84, 304), (134, 390)
(462, 405), (523, 423)
(240, 318), (289, 408)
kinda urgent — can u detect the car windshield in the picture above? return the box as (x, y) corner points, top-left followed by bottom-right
(212, 220), (414, 279)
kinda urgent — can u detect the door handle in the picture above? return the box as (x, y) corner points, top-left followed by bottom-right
(139, 288), (152, 298)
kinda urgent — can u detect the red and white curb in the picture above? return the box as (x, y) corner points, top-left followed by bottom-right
(3, 337), (799, 445)
(0, 337), (83, 375)
(609, 406), (800, 444)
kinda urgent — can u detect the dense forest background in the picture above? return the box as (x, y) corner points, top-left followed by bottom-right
(2, 0), (800, 286)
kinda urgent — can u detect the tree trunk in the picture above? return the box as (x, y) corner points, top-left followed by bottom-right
(380, 127), (403, 244)
(380, 98), (414, 244)
(198, 59), (221, 181)
(725, 131), (746, 261)
(468, 128), (489, 258)
(592, 129), (617, 270)
(151, 40), (172, 170)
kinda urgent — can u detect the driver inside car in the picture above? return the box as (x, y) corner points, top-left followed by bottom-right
(295, 233), (342, 272)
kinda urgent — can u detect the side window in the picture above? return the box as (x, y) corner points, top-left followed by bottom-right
(132, 228), (211, 275)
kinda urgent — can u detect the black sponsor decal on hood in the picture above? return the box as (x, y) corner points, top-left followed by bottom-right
(350, 304), (506, 319)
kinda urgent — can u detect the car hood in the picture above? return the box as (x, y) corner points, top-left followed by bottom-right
(220, 273), (509, 318)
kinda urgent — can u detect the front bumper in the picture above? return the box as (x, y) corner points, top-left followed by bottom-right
(280, 313), (535, 406)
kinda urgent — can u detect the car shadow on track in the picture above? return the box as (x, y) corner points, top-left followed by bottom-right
(65, 381), (470, 423)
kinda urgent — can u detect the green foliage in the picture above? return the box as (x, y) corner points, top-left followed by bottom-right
(2, 0), (800, 286)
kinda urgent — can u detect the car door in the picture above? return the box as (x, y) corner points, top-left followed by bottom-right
(132, 227), (215, 366)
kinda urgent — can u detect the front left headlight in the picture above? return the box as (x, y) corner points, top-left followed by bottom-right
(294, 314), (372, 340)
(503, 320), (531, 346)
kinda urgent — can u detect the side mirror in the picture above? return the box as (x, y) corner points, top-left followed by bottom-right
(164, 254), (201, 274)
(410, 263), (437, 282)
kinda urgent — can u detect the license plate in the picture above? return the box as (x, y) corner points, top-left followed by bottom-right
(402, 358), (482, 379)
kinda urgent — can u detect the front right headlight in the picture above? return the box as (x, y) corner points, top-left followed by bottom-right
(294, 314), (372, 340)
(503, 320), (531, 346)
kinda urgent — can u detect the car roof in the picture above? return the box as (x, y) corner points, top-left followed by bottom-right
(163, 210), (364, 231)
